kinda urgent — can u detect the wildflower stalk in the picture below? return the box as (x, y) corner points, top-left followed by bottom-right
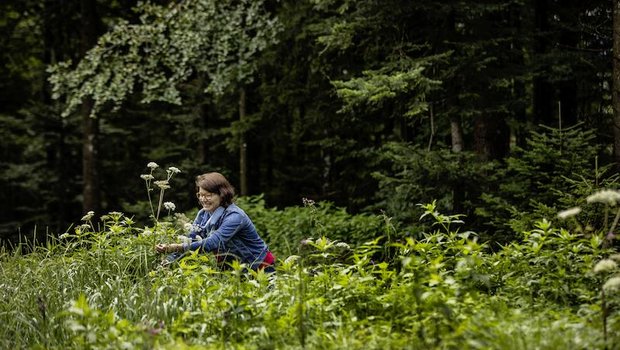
(142, 162), (158, 220)
(141, 163), (180, 224)
(602, 288), (608, 346)
(604, 206), (609, 234)
(607, 207), (620, 241)
(145, 180), (155, 220)
(594, 259), (618, 348)
(381, 210), (395, 261)
(156, 188), (165, 221)
(297, 248), (306, 349)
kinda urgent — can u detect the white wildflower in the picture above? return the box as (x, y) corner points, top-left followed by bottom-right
(59, 233), (70, 239)
(185, 224), (201, 233)
(154, 180), (170, 189)
(147, 162), (159, 169)
(594, 259), (618, 274)
(177, 235), (191, 244)
(168, 167), (181, 174)
(163, 202), (176, 211)
(609, 254), (620, 262)
(81, 211), (95, 222)
(557, 207), (581, 220)
(586, 189), (620, 206)
(335, 242), (350, 249)
(603, 276), (620, 292)
(142, 227), (152, 236)
(140, 174), (154, 181)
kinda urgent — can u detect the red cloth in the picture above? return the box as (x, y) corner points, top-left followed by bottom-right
(259, 251), (275, 269)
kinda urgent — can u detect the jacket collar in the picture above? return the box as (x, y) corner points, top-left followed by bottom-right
(206, 206), (226, 231)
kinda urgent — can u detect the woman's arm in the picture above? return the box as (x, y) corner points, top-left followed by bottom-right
(154, 210), (206, 254)
(155, 243), (183, 253)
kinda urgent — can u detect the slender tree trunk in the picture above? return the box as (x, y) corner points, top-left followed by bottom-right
(559, 8), (578, 127)
(446, 8), (464, 154)
(533, 0), (553, 126)
(239, 87), (248, 196)
(510, 2), (527, 149)
(195, 76), (209, 165)
(613, 0), (620, 165)
(43, 0), (67, 226)
(80, 0), (101, 213)
(450, 115), (464, 153)
(81, 99), (100, 213)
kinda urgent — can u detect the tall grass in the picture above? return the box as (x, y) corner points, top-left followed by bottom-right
(1, 191), (619, 348)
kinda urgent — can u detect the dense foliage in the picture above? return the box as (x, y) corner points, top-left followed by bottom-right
(2, 1), (620, 347)
(0, 0), (616, 244)
(1, 199), (619, 349)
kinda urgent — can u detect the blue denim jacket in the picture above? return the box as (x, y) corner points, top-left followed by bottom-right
(181, 204), (269, 269)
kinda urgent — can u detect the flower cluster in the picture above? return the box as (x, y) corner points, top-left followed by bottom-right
(604, 277), (620, 292)
(594, 259), (618, 274)
(586, 189), (620, 206)
(557, 207), (581, 220)
(140, 161), (182, 222)
(163, 202), (176, 211)
(81, 211), (95, 222)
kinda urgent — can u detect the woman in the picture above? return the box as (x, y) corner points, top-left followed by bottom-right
(156, 172), (275, 271)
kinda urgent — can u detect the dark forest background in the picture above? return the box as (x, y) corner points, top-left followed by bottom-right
(1, 0), (618, 245)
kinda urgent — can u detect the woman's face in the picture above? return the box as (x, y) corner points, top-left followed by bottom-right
(196, 189), (221, 213)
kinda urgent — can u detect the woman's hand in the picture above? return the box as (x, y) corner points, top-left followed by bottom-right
(155, 243), (183, 253)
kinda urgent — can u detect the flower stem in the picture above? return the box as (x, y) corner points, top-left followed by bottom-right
(156, 188), (165, 222)
(146, 183), (155, 220)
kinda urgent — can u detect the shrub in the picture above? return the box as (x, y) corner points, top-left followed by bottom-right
(237, 195), (385, 256)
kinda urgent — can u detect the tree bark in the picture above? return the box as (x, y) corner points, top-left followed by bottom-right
(613, 0), (620, 165)
(81, 99), (100, 213)
(80, 0), (101, 213)
(450, 115), (464, 153)
(239, 87), (248, 196)
(533, 0), (554, 126)
(474, 114), (510, 161)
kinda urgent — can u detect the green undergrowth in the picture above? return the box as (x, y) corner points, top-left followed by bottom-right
(1, 201), (619, 349)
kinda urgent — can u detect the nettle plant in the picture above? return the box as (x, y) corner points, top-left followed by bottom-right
(58, 162), (185, 253)
(5, 165), (620, 349)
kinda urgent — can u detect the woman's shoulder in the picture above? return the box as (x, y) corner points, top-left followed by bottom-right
(223, 203), (250, 218)
(224, 203), (244, 214)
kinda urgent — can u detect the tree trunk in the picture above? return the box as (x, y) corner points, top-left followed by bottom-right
(558, 7), (579, 127)
(446, 8), (464, 154)
(239, 87), (248, 196)
(533, 0), (554, 126)
(450, 115), (464, 153)
(613, 0), (620, 165)
(80, 0), (101, 213)
(81, 99), (100, 213)
(474, 114), (510, 161)
(43, 0), (68, 225)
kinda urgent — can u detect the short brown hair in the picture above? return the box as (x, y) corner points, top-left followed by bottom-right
(195, 172), (235, 207)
